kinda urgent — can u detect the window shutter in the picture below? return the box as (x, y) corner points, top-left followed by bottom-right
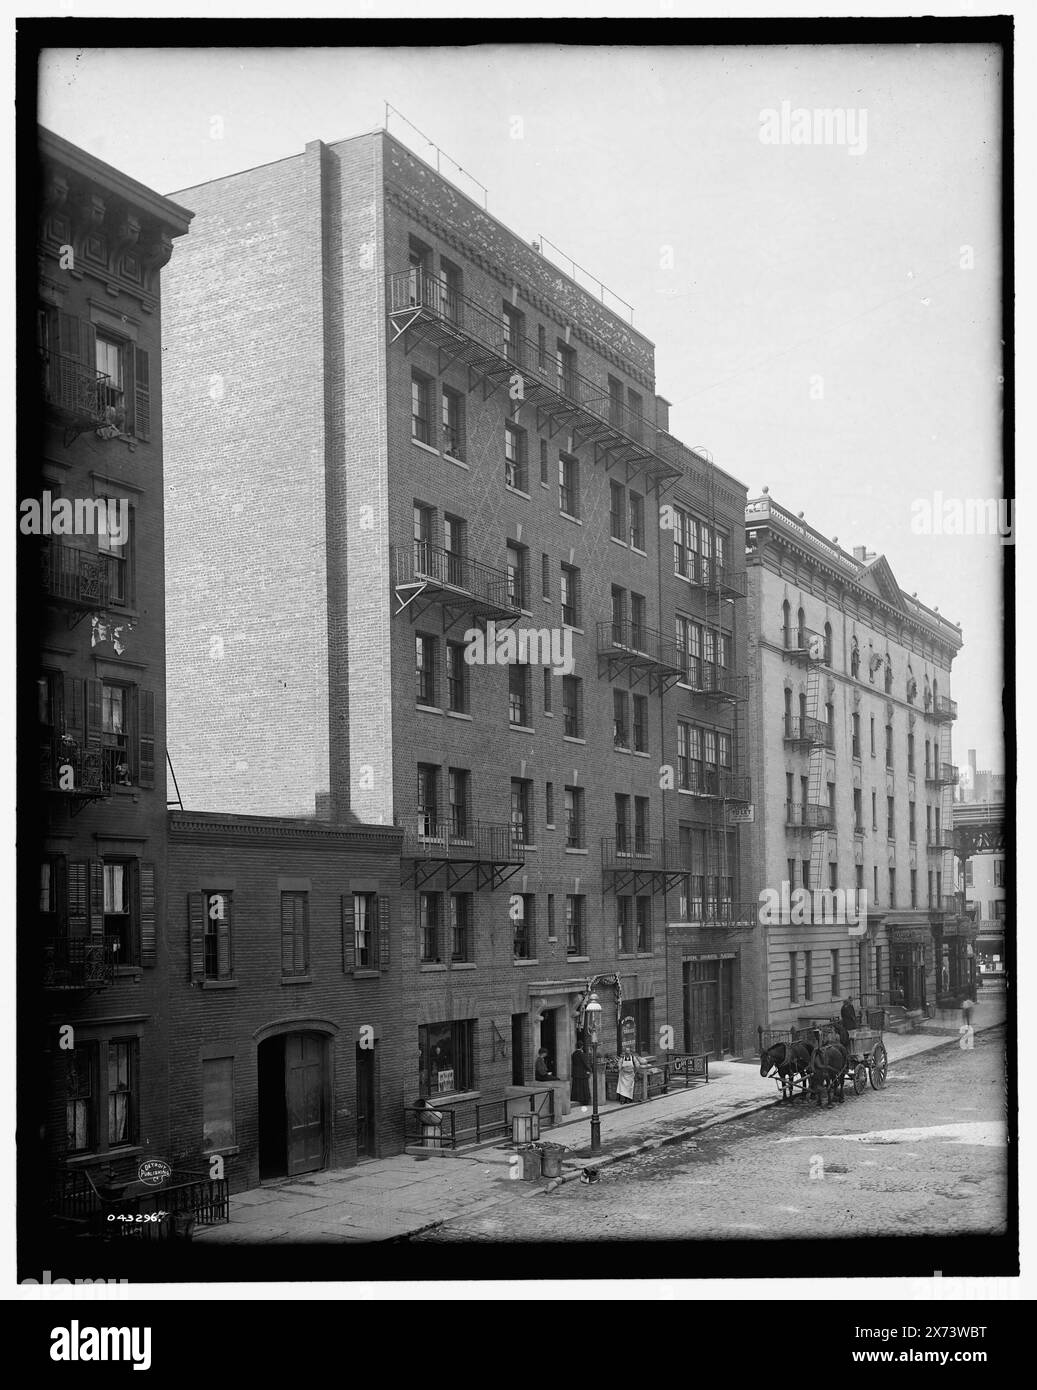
(188, 892), (205, 982)
(54, 856), (69, 932)
(68, 861), (88, 939)
(217, 899), (232, 979)
(138, 688), (155, 787)
(79, 319), (97, 369)
(378, 896), (390, 969)
(85, 678), (103, 753)
(88, 860), (105, 945)
(341, 896), (355, 973)
(140, 862), (156, 966)
(282, 895), (298, 974)
(133, 346), (151, 440)
(65, 675), (84, 741)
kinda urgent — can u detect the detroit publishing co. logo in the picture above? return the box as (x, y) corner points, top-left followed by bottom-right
(137, 1158), (172, 1187)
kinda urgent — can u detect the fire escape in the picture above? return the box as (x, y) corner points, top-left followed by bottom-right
(784, 623), (831, 890)
(928, 692), (960, 922)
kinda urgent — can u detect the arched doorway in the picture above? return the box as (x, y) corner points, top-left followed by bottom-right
(257, 1031), (327, 1180)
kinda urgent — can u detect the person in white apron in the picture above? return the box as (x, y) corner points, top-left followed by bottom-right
(616, 1052), (636, 1103)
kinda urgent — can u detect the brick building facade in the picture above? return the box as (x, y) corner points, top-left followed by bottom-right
(744, 493), (967, 1031)
(166, 813), (406, 1190)
(28, 130), (191, 1183)
(160, 127), (756, 1126)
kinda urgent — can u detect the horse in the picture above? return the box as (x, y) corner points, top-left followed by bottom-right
(760, 1039), (815, 1102)
(808, 1042), (850, 1106)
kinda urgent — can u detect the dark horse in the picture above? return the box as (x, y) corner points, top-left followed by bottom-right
(809, 1042), (850, 1106)
(760, 1039), (815, 1102)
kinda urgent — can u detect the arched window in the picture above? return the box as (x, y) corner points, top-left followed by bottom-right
(782, 600), (791, 647)
(824, 621), (833, 667)
(797, 607), (806, 646)
(884, 653), (893, 694)
(850, 636), (860, 678)
(906, 665), (917, 703)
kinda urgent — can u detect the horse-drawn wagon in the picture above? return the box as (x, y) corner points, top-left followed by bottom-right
(758, 1011), (888, 1105)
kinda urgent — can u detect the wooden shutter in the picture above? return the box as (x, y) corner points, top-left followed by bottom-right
(282, 894), (306, 974)
(68, 861), (88, 940)
(138, 689), (155, 787)
(54, 856), (69, 932)
(88, 860), (105, 945)
(85, 678), (103, 754)
(139, 863), (156, 966)
(378, 895), (391, 970)
(341, 896), (355, 973)
(79, 319), (97, 369)
(188, 893), (205, 982)
(64, 675), (84, 741)
(217, 896), (232, 978)
(133, 346), (151, 440)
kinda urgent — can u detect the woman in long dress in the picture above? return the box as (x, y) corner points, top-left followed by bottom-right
(570, 1046), (591, 1105)
(616, 1052), (636, 1103)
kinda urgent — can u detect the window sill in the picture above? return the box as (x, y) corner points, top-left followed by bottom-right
(614, 744), (631, 754)
(567, 955), (590, 964)
(281, 975), (312, 985)
(430, 1089), (480, 1105)
(352, 969), (381, 979)
(203, 1146), (240, 1159)
(545, 822), (555, 831)
(444, 453), (468, 469)
(66, 1145), (146, 1168)
(412, 439), (441, 457)
(513, 958), (540, 967)
(416, 704), (444, 716)
(563, 735), (586, 745)
(561, 624), (584, 636)
(450, 961), (476, 970)
(633, 749), (650, 759)
(446, 710), (473, 722)
(565, 847), (589, 856)
(113, 965), (142, 978)
(420, 962), (448, 972)
(543, 710), (554, 718)
(630, 545), (647, 557)
(559, 511), (583, 526)
(505, 484), (531, 500)
(201, 979), (238, 990)
(610, 536), (628, 549)
(510, 723), (535, 734)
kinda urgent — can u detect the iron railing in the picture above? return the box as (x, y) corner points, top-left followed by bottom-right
(40, 738), (110, 795)
(925, 834), (954, 852)
(42, 937), (116, 990)
(677, 772), (752, 802)
(397, 542), (519, 613)
(929, 894), (963, 917)
(931, 696), (959, 721)
(925, 763), (960, 787)
(783, 716), (833, 749)
(41, 544), (114, 609)
(782, 627), (826, 660)
(784, 801), (835, 831)
(50, 1163), (229, 1237)
(597, 619), (680, 667)
(41, 350), (111, 422)
(403, 819), (523, 863)
(673, 547), (748, 596)
(404, 1088), (556, 1149)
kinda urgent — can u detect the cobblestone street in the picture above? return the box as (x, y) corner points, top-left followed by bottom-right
(411, 1027), (1008, 1243)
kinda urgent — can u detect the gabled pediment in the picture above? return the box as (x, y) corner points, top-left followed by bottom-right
(860, 555), (907, 611)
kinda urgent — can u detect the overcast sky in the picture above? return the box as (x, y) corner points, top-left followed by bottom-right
(37, 43), (1006, 772)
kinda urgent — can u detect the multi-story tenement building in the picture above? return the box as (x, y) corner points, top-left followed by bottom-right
(166, 811), (405, 1188)
(27, 131), (191, 1186)
(744, 493), (966, 1030)
(160, 127), (754, 1121)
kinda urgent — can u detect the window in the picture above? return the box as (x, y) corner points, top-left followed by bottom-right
(910, 869), (918, 908)
(871, 790), (877, 831)
(101, 682), (133, 787)
(613, 690), (630, 748)
(417, 763), (439, 837)
(675, 615), (701, 686)
(850, 636), (860, 678)
(627, 387), (643, 442)
(870, 717), (876, 757)
(547, 893), (556, 940)
(413, 504), (433, 572)
(829, 861), (838, 891)
(631, 594), (646, 650)
(629, 492), (645, 550)
(508, 663), (530, 726)
(450, 894), (472, 962)
(608, 374), (624, 427)
(419, 892), (442, 963)
(511, 778), (532, 849)
(610, 482), (626, 540)
(633, 695), (647, 752)
(564, 786), (584, 848)
(95, 334), (126, 420)
(853, 788), (863, 833)
(851, 712), (861, 759)
(907, 733), (915, 774)
(540, 438), (548, 485)
(636, 897), (651, 952)
(416, 633), (438, 706)
(994, 860), (1006, 888)
(562, 675), (582, 738)
(824, 622), (833, 667)
(503, 303), (525, 366)
(411, 370), (433, 445)
(506, 542), (527, 610)
(347, 891), (386, 970)
(543, 666), (552, 714)
(281, 892), (308, 976)
(874, 865), (880, 904)
(442, 386), (464, 459)
(909, 801), (917, 843)
(888, 869), (896, 906)
(802, 859), (811, 892)
(448, 768), (470, 839)
(537, 324), (547, 369)
(513, 894), (536, 959)
(804, 951), (813, 1002)
(634, 796), (649, 853)
(102, 1039), (136, 1148)
(98, 500), (130, 606)
(566, 895), (586, 956)
(545, 781), (554, 826)
(559, 452), (579, 517)
(887, 796), (895, 840)
(446, 641), (469, 713)
(441, 258), (462, 324)
(66, 1043), (98, 1153)
(618, 896), (634, 954)
(615, 794), (630, 854)
(556, 341), (577, 397)
(560, 564), (580, 626)
(203, 891), (232, 980)
(419, 1020), (475, 1097)
(830, 949), (840, 997)
(102, 861), (133, 962)
(611, 586), (627, 643)
(203, 1058), (235, 1151)
(885, 723), (894, 770)
(504, 421), (527, 491)
(789, 952), (799, 1005)
(541, 553), (550, 599)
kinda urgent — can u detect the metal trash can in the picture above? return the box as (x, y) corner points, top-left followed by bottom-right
(538, 1143), (566, 1178)
(518, 1145), (542, 1180)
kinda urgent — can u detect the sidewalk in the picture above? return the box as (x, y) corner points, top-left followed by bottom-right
(194, 996), (1006, 1244)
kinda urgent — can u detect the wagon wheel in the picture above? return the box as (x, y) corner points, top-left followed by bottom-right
(868, 1041), (888, 1090)
(852, 1063), (868, 1095)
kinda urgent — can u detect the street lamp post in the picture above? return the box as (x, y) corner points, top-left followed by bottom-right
(585, 992), (602, 1155)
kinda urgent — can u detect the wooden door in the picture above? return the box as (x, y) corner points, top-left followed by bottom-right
(355, 1043), (375, 1159)
(285, 1033), (324, 1177)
